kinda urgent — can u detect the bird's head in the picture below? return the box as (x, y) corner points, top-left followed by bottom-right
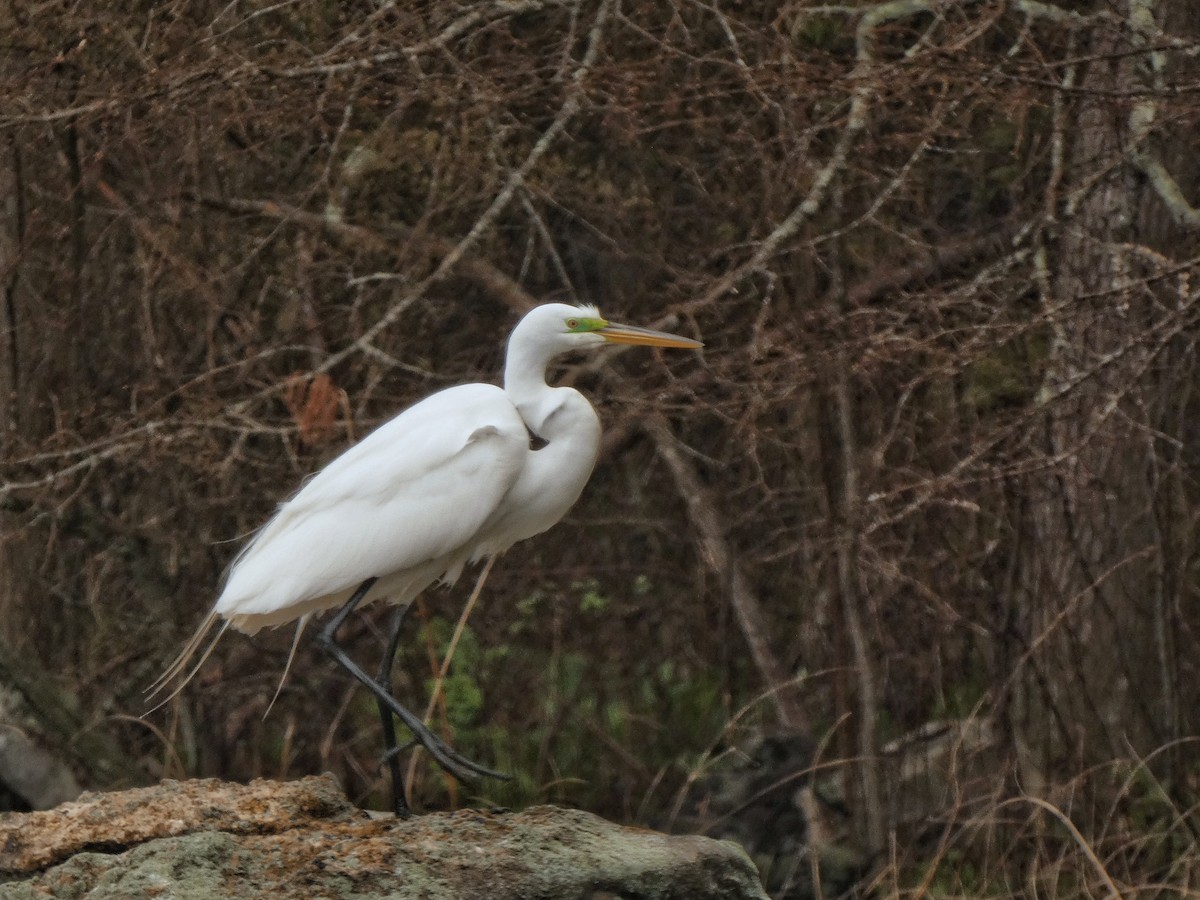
(512, 303), (703, 357)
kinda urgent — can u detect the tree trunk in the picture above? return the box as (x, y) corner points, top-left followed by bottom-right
(1011, 0), (1199, 780)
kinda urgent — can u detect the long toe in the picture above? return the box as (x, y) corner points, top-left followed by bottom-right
(432, 746), (506, 784)
(441, 746), (512, 781)
(402, 722), (511, 781)
(412, 731), (511, 783)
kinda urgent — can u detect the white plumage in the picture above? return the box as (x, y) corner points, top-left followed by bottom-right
(217, 383), (531, 630)
(150, 302), (701, 704)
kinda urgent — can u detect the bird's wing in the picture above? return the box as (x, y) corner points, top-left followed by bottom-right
(215, 383), (528, 620)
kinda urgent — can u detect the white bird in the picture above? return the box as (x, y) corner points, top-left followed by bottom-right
(149, 302), (702, 814)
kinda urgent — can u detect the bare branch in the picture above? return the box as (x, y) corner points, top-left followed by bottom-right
(1126, 0), (1200, 228)
(644, 413), (810, 734)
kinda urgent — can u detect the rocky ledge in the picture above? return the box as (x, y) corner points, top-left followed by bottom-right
(0, 775), (767, 899)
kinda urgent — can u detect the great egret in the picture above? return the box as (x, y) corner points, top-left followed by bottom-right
(150, 302), (702, 815)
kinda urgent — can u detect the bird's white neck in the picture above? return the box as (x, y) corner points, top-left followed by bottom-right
(503, 325), (572, 437)
(479, 318), (602, 552)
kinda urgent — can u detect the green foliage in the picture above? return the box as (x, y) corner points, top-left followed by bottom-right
(792, 14), (853, 53)
(574, 578), (609, 614)
(963, 332), (1048, 412)
(509, 590), (545, 637)
(383, 579), (730, 813)
(911, 848), (988, 899)
(930, 672), (988, 721)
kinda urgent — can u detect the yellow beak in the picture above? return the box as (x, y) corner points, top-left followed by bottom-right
(597, 322), (703, 349)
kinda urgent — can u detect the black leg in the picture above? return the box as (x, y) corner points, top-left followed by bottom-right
(377, 605), (413, 818)
(317, 578), (509, 796)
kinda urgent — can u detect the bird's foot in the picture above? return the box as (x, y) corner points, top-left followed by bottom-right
(410, 731), (513, 783)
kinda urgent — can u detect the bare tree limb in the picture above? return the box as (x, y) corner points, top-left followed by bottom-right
(1126, 0), (1200, 228)
(846, 228), (1019, 306)
(186, 194), (538, 316)
(274, 0), (576, 79)
(643, 413), (810, 733)
(313, 0), (614, 374)
(1, 135), (21, 437)
(686, 0), (1066, 312)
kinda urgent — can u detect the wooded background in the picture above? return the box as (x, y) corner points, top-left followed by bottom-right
(3, 0), (1200, 896)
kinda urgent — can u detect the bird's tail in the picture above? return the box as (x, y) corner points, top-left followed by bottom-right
(262, 614), (309, 720)
(144, 610), (229, 713)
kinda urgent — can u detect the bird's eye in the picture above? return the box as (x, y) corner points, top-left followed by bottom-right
(566, 318), (579, 329)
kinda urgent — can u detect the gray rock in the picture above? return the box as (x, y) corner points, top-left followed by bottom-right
(0, 775), (767, 899)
